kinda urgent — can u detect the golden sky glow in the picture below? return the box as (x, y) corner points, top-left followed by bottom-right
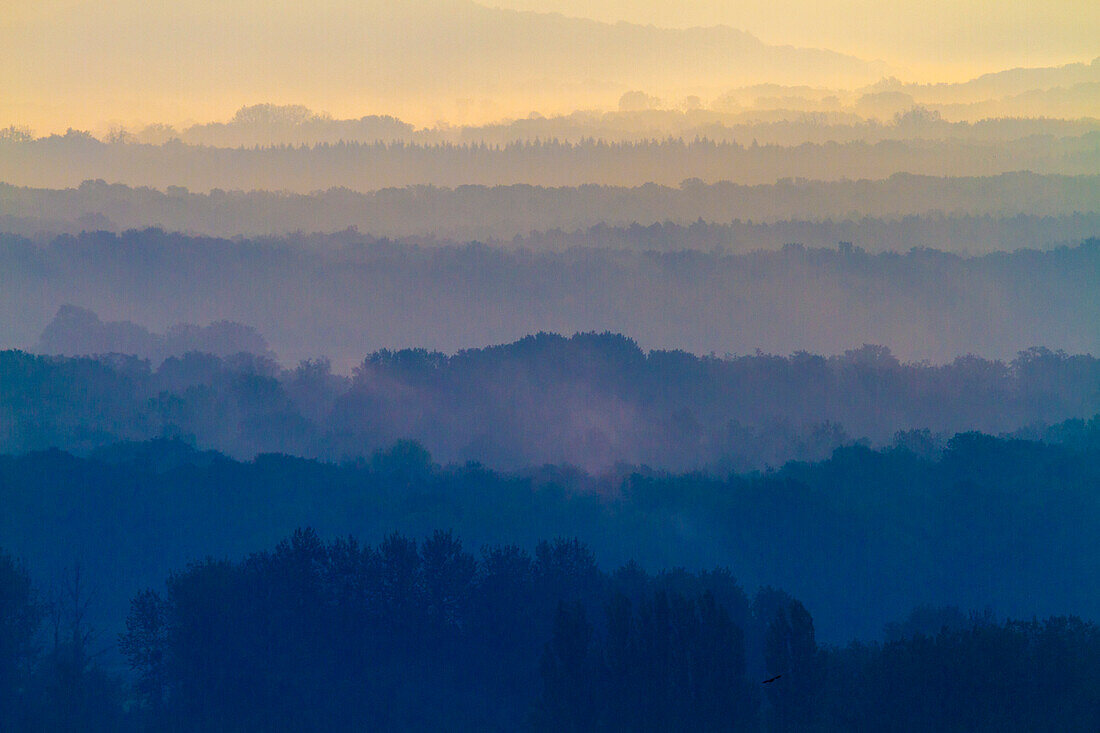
(488, 0), (1099, 75)
(1, 0), (1096, 134)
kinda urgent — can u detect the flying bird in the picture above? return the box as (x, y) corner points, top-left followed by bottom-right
(762, 674), (782, 684)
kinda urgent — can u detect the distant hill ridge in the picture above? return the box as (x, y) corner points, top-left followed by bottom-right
(5, 0), (887, 129)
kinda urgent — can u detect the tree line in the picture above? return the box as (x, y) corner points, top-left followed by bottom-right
(515, 214), (1100, 255)
(4, 328), (1100, 470)
(4, 529), (1099, 731)
(2, 424), (1099, 655)
(2, 132), (1096, 192)
(2, 174), (1096, 241)
(5, 231), (1100, 374)
(11, 102), (1097, 150)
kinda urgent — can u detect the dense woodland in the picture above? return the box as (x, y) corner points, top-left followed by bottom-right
(4, 7), (1099, 730)
(5, 536), (1100, 733)
(2, 133), (1098, 192)
(4, 332), (1100, 470)
(514, 214), (1100, 254)
(2, 423), (1100, 657)
(8, 210), (1099, 255)
(4, 232), (1099, 367)
(2, 174), (1096, 241)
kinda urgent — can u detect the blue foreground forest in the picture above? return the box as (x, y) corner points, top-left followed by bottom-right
(2, 422), (1100, 730)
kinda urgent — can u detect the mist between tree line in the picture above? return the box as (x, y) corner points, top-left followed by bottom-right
(3, 424), (1100, 731)
(4, 231), (1100, 370)
(4, 243), (1100, 728)
(7, 83), (1100, 150)
(2, 173), (1097, 241)
(6, 324), (1100, 472)
(5, 9), (1100, 731)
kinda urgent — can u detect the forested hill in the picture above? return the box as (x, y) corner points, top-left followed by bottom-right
(8, 526), (1099, 731)
(3, 336), (1099, 471)
(2, 423), (1099, 652)
(3, 174), (1098, 238)
(4, 233), (1100, 366)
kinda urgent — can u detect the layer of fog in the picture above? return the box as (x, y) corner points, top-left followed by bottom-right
(8, 211), (1095, 257)
(2, 174), (1097, 241)
(9, 323), (1100, 475)
(6, 56), (1096, 148)
(3, 230), (1097, 369)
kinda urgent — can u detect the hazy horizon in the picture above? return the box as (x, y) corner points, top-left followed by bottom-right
(3, 4), (1100, 730)
(3, 0), (1097, 135)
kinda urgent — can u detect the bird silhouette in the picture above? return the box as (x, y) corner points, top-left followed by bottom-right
(762, 674), (782, 684)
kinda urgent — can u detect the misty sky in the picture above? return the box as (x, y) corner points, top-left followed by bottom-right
(490, 0), (1100, 76)
(3, 0), (1096, 134)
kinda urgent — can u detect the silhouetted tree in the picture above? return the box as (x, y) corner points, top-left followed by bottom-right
(0, 549), (42, 729)
(536, 601), (598, 732)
